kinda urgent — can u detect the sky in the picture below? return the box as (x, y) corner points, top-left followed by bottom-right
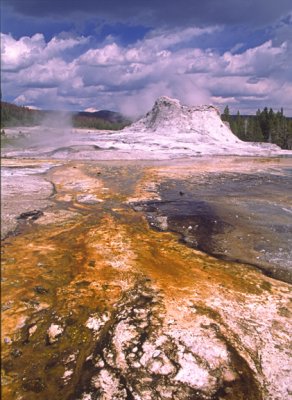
(1, 0), (292, 117)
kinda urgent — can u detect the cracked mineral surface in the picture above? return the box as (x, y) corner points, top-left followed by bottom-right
(1, 155), (292, 400)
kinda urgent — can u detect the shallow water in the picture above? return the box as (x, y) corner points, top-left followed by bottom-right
(139, 168), (292, 283)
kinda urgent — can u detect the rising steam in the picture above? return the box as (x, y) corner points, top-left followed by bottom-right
(25, 111), (74, 149)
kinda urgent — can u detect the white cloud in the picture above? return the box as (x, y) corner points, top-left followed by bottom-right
(78, 43), (124, 66)
(1, 28), (291, 115)
(1, 33), (88, 72)
(17, 58), (77, 88)
(223, 40), (287, 76)
(141, 26), (221, 51)
(84, 107), (99, 112)
(1, 33), (45, 71)
(45, 35), (89, 56)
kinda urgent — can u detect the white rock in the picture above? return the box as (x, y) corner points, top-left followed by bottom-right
(76, 194), (103, 204)
(92, 369), (126, 399)
(152, 350), (161, 358)
(175, 351), (215, 390)
(86, 314), (105, 336)
(47, 323), (63, 344)
(29, 324), (37, 336)
(155, 216), (168, 231)
(62, 369), (73, 381)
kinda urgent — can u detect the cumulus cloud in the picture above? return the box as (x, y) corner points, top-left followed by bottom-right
(1, 33), (45, 72)
(1, 33), (88, 72)
(223, 40), (287, 76)
(1, 27), (291, 115)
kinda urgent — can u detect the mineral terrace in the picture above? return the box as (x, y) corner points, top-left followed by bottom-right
(1, 97), (292, 400)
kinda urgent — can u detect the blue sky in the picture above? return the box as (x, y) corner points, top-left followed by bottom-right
(1, 0), (292, 116)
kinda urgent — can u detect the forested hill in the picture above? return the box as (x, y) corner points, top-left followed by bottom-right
(74, 110), (130, 130)
(0, 102), (43, 127)
(221, 106), (292, 149)
(0, 102), (131, 131)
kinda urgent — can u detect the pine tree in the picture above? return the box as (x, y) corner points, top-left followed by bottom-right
(222, 105), (230, 122)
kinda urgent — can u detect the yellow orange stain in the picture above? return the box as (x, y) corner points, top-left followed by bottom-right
(1, 159), (291, 399)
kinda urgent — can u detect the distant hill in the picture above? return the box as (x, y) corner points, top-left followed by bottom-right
(74, 110), (131, 130)
(0, 101), (131, 131)
(77, 110), (126, 124)
(0, 101), (43, 127)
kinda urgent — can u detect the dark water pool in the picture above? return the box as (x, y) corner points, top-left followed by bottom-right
(136, 170), (292, 283)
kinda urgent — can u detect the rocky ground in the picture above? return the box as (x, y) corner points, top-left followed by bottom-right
(1, 156), (292, 400)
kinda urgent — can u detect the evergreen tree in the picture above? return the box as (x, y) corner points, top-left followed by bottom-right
(220, 105), (291, 149)
(235, 111), (245, 139)
(222, 105), (230, 122)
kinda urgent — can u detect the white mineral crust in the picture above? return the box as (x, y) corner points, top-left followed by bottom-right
(47, 323), (64, 344)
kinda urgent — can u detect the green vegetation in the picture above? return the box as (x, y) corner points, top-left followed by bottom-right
(222, 106), (292, 149)
(73, 115), (129, 130)
(0, 102), (131, 131)
(0, 102), (43, 127)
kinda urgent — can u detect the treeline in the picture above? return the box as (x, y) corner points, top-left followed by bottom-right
(0, 101), (130, 131)
(222, 106), (292, 149)
(0, 101), (43, 127)
(73, 115), (129, 131)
